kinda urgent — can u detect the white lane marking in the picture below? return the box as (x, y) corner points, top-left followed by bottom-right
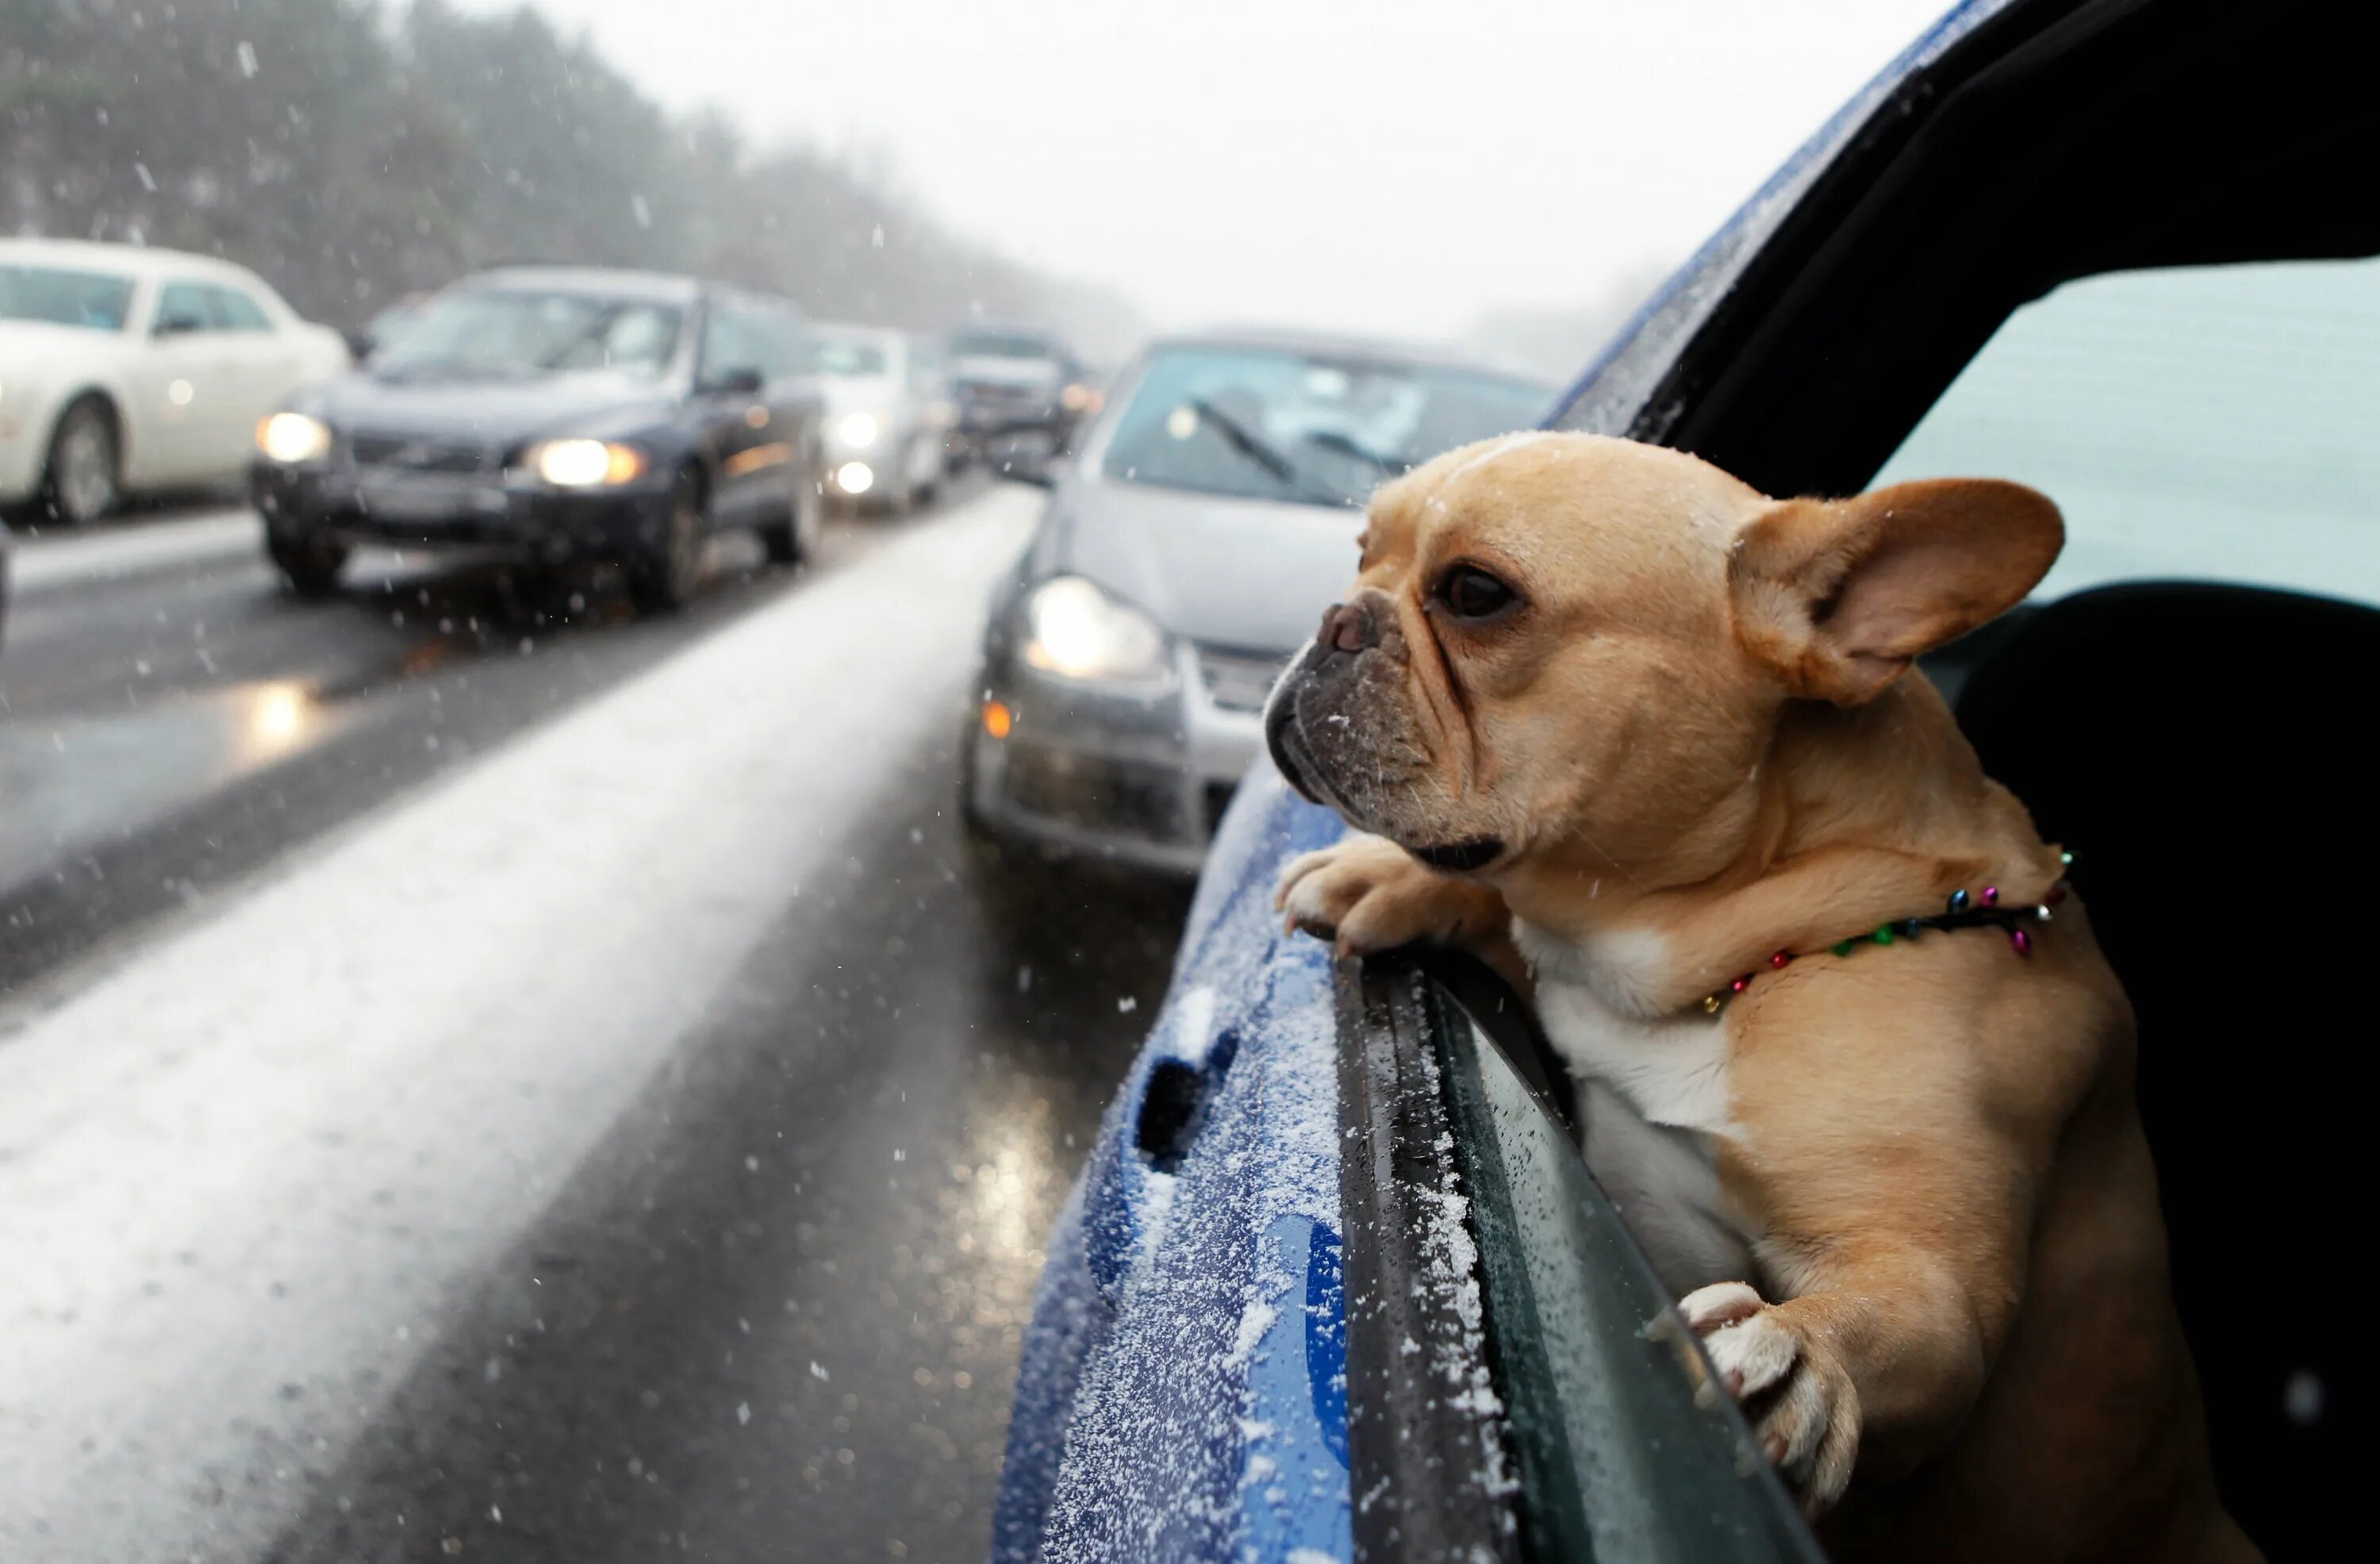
(7, 509), (263, 594)
(0, 486), (1038, 1564)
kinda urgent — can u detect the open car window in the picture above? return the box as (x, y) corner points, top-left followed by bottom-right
(1341, 955), (1824, 1564)
(1874, 256), (2380, 609)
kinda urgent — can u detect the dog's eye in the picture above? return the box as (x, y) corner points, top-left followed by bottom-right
(1438, 565), (1518, 621)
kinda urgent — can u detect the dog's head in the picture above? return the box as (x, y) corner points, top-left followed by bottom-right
(1263, 432), (2062, 881)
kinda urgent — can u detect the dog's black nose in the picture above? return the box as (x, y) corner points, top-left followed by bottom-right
(1318, 601), (1378, 654)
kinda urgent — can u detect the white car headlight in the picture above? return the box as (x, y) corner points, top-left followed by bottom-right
(255, 412), (332, 464)
(1022, 575), (1173, 687)
(835, 411), (881, 448)
(525, 439), (647, 486)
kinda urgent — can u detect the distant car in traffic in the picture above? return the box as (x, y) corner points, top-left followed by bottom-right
(811, 324), (957, 515)
(1, 238), (350, 527)
(249, 266), (826, 611)
(947, 325), (1097, 469)
(963, 330), (1548, 872)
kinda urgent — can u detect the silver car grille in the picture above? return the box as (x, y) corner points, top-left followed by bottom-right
(1197, 647), (1290, 713)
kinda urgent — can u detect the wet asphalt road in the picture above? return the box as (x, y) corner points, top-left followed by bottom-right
(0, 493), (1191, 1563)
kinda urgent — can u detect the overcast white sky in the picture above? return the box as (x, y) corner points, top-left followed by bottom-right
(482, 0), (1953, 339)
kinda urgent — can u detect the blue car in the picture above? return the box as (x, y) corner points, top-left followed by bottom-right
(996, 1), (2370, 1558)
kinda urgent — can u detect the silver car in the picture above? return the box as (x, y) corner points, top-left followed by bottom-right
(811, 325), (956, 514)
(964, 329), (1549, 872)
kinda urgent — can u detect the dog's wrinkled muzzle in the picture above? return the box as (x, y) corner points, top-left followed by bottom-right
(1263, 641), (1326, 804)
(1265, 598), (1391, 805)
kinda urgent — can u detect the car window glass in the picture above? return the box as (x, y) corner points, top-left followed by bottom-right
(703, 305), (777, 381)
(0, 263), (136, 330)
(950, 331), (1054, 359)
(374, 290), (682, 377)
(750, 310), (810, 381)
(1432, 985), (1824, 1563)
(209, 285), (275, 331)
(814, 336), (891, 378)
(1096, 344), (1549, 507)
(155, 280), (214, 333)
(1874, 256), (2380, 609)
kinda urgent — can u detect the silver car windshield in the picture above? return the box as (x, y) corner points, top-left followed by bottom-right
(1098, 344), (1549, 507)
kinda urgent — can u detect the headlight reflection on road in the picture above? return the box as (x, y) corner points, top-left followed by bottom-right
(955, 1092), (1058, 1266)
(240, 680), (318, 763)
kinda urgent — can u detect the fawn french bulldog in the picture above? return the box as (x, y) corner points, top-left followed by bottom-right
(1265, 432), (2253, 1562)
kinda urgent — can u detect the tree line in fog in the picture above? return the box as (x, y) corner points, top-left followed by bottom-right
(1, 0), (1143, 356)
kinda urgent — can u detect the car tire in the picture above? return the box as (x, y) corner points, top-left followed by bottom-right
(628, 469), (708, 613)
(41, 397), (121, 527)
(268, 528), (351, 598)
(762, 466), (820, 565)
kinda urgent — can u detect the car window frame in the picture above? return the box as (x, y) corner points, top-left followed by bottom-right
(1341, 952), (1828, 1564)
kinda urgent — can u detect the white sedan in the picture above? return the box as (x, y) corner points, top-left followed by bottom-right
(1, 238), (349, 525)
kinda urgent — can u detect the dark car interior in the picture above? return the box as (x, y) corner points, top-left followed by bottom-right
(1955, 582), (2372, 1555)
(1609, 0), (2370, 1552)
(1547, 0), (2375, 1554)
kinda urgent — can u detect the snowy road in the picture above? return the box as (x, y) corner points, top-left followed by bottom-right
(0, 491), (1187, 1563)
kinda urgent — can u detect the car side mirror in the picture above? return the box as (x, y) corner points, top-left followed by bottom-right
(705, 365), (766, 396)
(153, 315), (205, 338)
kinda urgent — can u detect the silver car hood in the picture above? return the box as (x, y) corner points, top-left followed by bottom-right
(1054, 477), (1361, 654)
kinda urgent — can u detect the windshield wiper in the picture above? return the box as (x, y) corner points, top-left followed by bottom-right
(1184, 396), (1354, 508)
(533, 304), (628, 371)
(1303, 428), (1410, 478)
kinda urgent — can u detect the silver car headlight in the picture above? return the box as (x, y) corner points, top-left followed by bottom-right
(834, 411), (881, 448)
(1021, 575), (1173, 688)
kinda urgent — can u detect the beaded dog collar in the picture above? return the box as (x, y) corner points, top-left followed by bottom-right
(1698, 850), (2077, 1015)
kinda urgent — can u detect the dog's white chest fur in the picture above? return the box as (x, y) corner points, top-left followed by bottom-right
(1515, 918), (1757, 1294)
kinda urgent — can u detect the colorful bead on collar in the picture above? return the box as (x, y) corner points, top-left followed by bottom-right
(1697, 851), (2076, 1016)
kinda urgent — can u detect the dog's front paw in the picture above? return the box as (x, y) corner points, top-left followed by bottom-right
(1679, 1282), (1861, 1516)
(1273, 834), (1495, 959)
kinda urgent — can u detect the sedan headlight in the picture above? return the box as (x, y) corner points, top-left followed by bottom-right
(834, 411), (881, 448)
(255, 412), (332, 464)
(524, 438), (647, 486)
(1021, 575), (1173, 687)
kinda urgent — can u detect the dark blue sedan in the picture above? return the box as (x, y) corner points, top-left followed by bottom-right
(996, 0), (2370, 1558)
(250, 267), (826, 612)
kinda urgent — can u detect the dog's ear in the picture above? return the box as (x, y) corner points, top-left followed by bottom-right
(1727, 478), (2063, 705)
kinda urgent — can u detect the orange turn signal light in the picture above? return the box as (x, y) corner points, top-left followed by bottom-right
(981, 699), (1014, 740)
